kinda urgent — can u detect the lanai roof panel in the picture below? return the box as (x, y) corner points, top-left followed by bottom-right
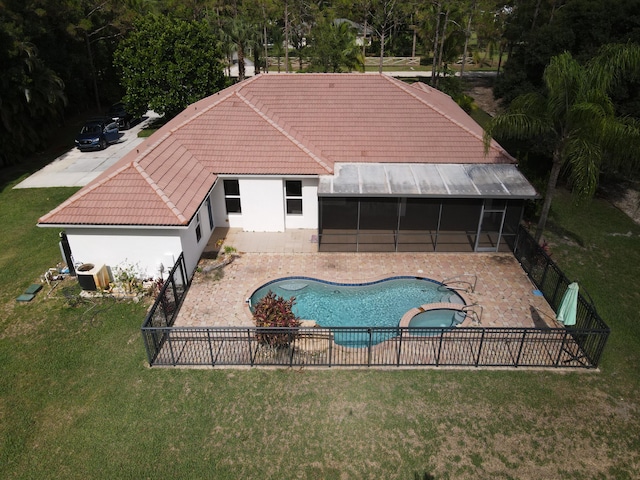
(386, 165), (420, 195)
(318, 163), (537, 199)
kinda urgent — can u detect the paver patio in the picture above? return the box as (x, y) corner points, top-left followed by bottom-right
(175, 229), (558, 330)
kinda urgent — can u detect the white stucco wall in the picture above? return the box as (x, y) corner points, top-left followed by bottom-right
(212, 176), (318, 232)
(63, 227), (183, 281)
(179, 194), (216, 275)
(61, 191), (217, 281)
(241, 178), (286, 231)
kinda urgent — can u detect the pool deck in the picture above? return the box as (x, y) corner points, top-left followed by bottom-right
(175, 229), (558, 329)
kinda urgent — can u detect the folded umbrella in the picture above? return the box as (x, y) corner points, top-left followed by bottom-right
(557, 282), (579, 326)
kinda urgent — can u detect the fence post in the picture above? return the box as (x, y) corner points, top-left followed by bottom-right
(168, 329), (176, 366)
(207, 329), (214, 366)
(248, 329), (255, 366)
(555, 331), (568, 367)
(551, 269), (566, 308)
(397, 329), (403, 367)
(289, 330), (295, 367)
(436, 331), (444, 366)
(367, 328), (372, 367)
(515, 330), (527, 367)
(476, 329), (485, 367)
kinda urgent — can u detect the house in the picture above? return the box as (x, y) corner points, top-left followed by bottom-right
(38, 73), (537, 281)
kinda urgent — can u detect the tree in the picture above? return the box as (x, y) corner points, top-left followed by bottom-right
(114, 16), (226, 119)
(484, 44), (640, 243)
(495, 0), (640, 106)
(370, 0), (396, 73)
(307, 17), (364, 73)
(0, 41), (66, 167)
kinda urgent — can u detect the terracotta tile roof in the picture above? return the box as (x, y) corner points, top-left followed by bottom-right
(40, 153), (215, 226)
(39, 73), (515, 227)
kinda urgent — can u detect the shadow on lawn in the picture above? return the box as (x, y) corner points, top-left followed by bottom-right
(543, 218), (585, 247)
(414, 472), (436, 480)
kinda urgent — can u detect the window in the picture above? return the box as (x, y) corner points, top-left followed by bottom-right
(206, 196), (214, 229)
(224, 179), (241, 213)
(285, 180), (303, 215)
(195, 212), (202, 242)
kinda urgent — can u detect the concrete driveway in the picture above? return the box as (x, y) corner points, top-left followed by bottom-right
(14, 111), (160, 189)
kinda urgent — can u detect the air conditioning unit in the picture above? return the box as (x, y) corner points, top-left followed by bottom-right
(76, 263), (110, 291)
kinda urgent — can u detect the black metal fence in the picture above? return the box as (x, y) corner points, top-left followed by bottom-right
(511, 225), (610, 367)
(141, 325), (601, 368)
(141, 253), (190, 364)
(141, 227), (610, 369)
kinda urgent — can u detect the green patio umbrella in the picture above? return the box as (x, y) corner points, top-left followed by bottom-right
(557, 282), (579, 326)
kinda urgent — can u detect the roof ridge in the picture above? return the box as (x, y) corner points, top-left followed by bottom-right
(381, 75), (513, 161)
(133, 162), (188, 223)
(234, 90), (333, 174)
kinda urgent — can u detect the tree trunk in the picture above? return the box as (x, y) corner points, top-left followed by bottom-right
(85, 32), (101, 110)
(460, 0), (476, 78)
(238, 42), (245, 81)
(531, 0), (543, 30)
(431, 2), (442, 86)
(411, 27), (416, 58)
(534, 150), (563, 242)
(284, 1), (289, 73)
(363, 18), (368, 59)
(263, 23), (268, 73)
(378, 31), (385, 73)
(435, 8), (449, 88)
(497, 42), (505, 75)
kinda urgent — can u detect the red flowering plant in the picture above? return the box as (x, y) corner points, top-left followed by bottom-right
(252, 291), (301, 348)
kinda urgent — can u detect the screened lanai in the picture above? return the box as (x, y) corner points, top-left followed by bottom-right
(317, 163), (538, 253)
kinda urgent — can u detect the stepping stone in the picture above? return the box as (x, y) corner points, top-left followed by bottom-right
(16, 284), (43, 302)
(25, 284), (42, 295)
(16, 293), (35, 302)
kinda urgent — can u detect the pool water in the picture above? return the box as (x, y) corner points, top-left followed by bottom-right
(249, 276), (462, 347)
(409, 309), (467, 329)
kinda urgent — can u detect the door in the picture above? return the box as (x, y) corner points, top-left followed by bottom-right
(475, 200), (506, 252)
(104, 122), (120, 143)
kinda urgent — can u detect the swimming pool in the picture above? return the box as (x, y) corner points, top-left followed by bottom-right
(249, 276), (464, 347)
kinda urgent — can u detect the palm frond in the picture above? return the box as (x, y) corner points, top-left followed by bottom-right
(599, 117), (640, 171)
(483, 112), (552, 155)
(568, 102), (609, 135)
(589, 42), (640, 92)
(564, 136), (602, 199)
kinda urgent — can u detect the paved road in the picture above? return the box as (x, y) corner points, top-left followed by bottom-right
(14, 112), (160, 189)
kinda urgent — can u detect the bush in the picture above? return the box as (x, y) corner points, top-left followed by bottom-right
(253, 291), (301, 348)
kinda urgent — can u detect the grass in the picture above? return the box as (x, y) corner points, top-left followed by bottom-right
(468, 106), (492, 129)
(1, 171), (640, 477)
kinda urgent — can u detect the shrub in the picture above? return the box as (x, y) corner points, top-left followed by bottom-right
(113, 261), (144, 294)
(253, 291), (301, 348)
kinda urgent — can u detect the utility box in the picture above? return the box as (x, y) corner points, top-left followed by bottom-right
(76, 263), (110, 291)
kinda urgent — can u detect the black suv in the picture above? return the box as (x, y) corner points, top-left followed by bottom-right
(107, 102), (136, 130)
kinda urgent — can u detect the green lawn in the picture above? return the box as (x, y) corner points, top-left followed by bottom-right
(1, 175), (639, 478)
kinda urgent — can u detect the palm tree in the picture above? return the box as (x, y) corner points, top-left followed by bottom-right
(307, 19), (364, 73)
(484, 44), (640, 243)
